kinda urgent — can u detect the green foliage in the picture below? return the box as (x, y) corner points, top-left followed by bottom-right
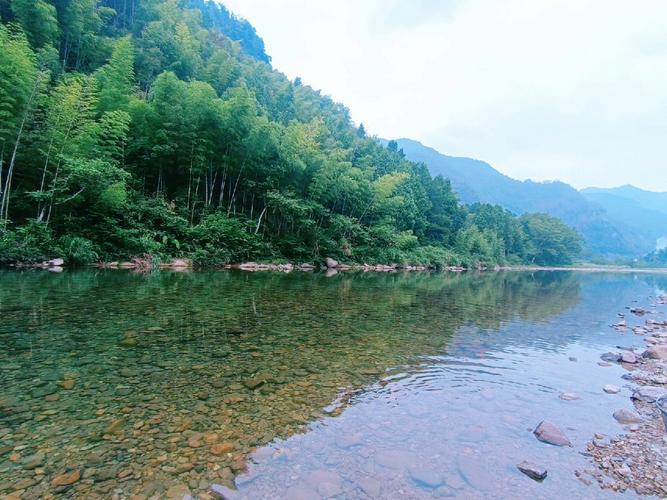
(0, 221), (54, 263)
(0, 0), (583, 268)
(520, 213), (582, 265)
(58, 234), (98, 265)
(189, 213), (271, 265)
(10, 0), (58, 49)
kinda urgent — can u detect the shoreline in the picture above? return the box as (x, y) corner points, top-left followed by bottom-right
(576, 295), (667, 495)
(4, 260), (667, 274)
(500, 265), (667, 274)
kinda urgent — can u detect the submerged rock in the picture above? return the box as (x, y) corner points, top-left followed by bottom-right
(533, 421), (572, 446)
(517, 461), (547, 481)
(22, 452), (45, 470)
(211, 483), (239, 499)
(603, 385), (620, 394)
(104, 418), (125, 435)
(210, 443), (234, 456)
(51, 469), (80, 487)
(559, 392), (580, 401)
(409, 465), (444, 488)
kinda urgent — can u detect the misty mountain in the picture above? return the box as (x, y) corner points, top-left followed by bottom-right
(393, 138), (657, 258)
(581, 186), (667, 250)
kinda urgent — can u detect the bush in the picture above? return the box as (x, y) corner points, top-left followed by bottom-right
(58, 235), (99, 266)
(0, 222), (55, 263)
(188, 213), (272, 266)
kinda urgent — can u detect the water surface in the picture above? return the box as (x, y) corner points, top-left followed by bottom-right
(1, 270), (665, 498)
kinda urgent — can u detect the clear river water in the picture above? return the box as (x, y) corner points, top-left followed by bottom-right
(1, 269), (666, 499)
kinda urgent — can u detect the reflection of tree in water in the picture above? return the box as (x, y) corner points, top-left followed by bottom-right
(642, 274), (667, 295)
(0, 270), (586, 497)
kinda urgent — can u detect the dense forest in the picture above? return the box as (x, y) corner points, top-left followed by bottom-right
(0, 0), (582, 268)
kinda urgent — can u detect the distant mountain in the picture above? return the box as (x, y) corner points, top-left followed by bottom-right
(393, 138), (656, 258)
(581, 186), (667, 250)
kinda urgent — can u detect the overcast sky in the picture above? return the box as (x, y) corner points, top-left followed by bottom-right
(222, 0), (667, 191)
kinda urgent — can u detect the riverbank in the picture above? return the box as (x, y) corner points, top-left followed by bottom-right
(500, 264), (667, 274)
(7, 256), (469, 273)
(576, 295), (667, 496)
(12, 257), (667, 275)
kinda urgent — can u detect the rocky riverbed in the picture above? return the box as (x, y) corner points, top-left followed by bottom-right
(2, 270), (666, 499)
(577, 295), (667, 496)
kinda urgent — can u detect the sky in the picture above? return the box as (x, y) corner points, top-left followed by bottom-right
(222, 0), (667, 191)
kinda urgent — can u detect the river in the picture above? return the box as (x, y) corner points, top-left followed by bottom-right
(1, 269), (665, 498)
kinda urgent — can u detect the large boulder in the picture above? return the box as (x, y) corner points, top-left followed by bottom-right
(631, 386), (667, 403)
(47, 258), (64, 267)
(645, 345), (667, 361)
(533, 421), (571, 446)
(613, 409), (643, 424)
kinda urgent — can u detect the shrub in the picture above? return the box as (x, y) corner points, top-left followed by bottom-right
(0, 222), (55, 263)
(58, 235), (99, 266)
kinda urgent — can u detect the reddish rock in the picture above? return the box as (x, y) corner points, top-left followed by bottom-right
(51, 469), (80, 487)
(645, 345), (667, 360)
(620, 351), (638, 364)
(210, 443), (235, 455)
(533, 421), (572, 446)
(613, 408), (643, 424)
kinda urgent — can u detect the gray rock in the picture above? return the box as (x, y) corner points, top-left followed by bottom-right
(210, 484), (239, 499)
(48, 258), (65, 267)
(32, 384), (57, 398)
(601, 352), (621, 362)
(603, 384), (620, 394)
(517, 461), (547, 481)
(620, 351), (638, 364)
(559, 392), (580, 401)
(533, 421), (572, 446)
(22, 452), (45, 470)
(631, 386), (667, 403)
(94, 466), (120, 482)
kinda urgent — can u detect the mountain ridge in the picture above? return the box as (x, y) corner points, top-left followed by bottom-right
(393, 138), (662, 258)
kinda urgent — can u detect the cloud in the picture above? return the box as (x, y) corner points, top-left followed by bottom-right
(221, 0), (667, 191)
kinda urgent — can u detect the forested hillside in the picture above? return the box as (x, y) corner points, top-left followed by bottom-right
(395, 138), (655, 258)
(0, 0), (581, 268)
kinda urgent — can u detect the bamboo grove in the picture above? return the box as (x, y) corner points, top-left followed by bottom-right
(0, 0), (582, 267)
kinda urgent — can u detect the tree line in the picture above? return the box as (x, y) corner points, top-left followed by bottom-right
(0, 0), (582, 267)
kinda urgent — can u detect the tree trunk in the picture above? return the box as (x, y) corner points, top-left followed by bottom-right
(1, 73), (40, 224)
(255, 204), (267, 234)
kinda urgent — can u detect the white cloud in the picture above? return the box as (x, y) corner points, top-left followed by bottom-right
(222, 0), (667, 191)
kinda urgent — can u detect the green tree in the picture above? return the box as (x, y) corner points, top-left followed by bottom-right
(96, 36), (135, 113)
(520, 213), (582, 265)
(10, 0), (59, 49)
